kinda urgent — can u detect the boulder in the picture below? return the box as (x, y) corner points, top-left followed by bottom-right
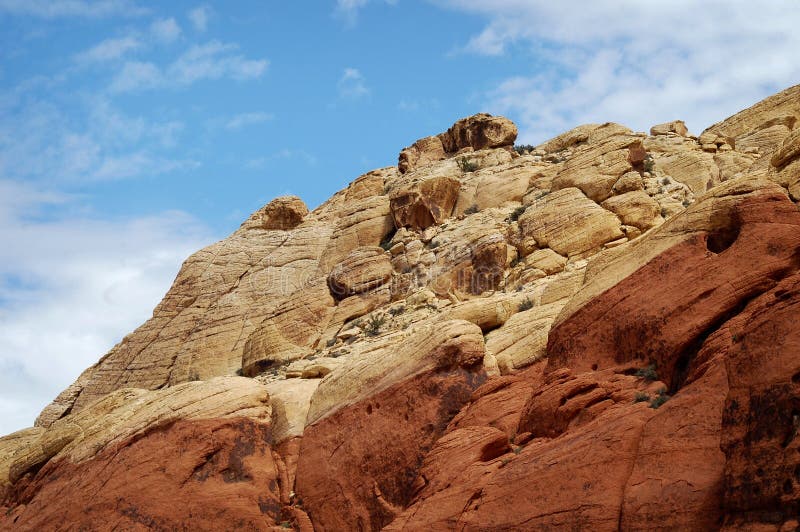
(389, 175), (460, 230)
(650, 120), (689, 137)
(438, 113), (517, 153)
(601, 190), (663, 231)
(518, 187), (624, 256)
(398, 136), (447, 174)
(327, 247), (393, 300)
(240, 195), (308, 231)
(551, 132), (645, 202)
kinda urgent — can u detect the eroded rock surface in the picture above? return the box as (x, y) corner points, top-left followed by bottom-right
(5, 85), (800, 531)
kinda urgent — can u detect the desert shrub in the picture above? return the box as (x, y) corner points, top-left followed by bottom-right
(464, 204), (480, 215)
(388, 305), (405, 316)
(661, 177), (670, 185)
(643, 154), (655, 172)
(634, 391), (650, 403)
(359, 314), (387, 337)
(649, 388), (671, 409)
(635, 364), (659, 382)
(514, 144), (535, 155)
(457, 157), (478, 172)
(682, 199), (691, 208)
(518, 298), (534, 312)
(379, 228), (397, 251)
(508, 205), (527, 222)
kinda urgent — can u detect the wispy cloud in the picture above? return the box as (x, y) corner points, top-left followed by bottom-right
(74, 36), (141, 64)
(188, 4), (211, 32)
(243, 148), (317, 170)
(0, 0), (147, 18)
(0, 93), (195, 183)
(225, 111), (274, 130)
(150, 17), (181, 43)
(334, 0), (397, 26)
(338, 67), (370, 99)
(0, 179), (213, 435)
(438, 0), (800, 143)
(110, 40), (269, 92)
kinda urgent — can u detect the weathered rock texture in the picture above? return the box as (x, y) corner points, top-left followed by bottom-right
(4, 85), (800, 531)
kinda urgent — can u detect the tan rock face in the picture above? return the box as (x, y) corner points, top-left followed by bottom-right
(650, 120), (689, 136)
(439, 113), (517, 153)
(655, 150), (720, 194)
(389, 174), (460, 230)
(327, 246), (392, 300)
(241, 278), (334, 377)
(8, 85), (800, 532)
(601, 190), (663, 230)
(518, 187), (624, 256)
(397, 113), (516, 174)
(771, 128), (800, 169)
(551, 131), (644, 202)
(398, 135), (446, 174)
(240, 195), (308, 230)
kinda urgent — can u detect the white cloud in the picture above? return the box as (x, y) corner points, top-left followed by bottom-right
(0, 179), (214, 435)
(110, 41), (269, 92)
(338, 67), (370, 99)
(225, 111), (274, 130)
(74, 36), (141, 64)
(109, 60), (162, 91)
(0, 94), (194, 183)
(188, 5), (211, 32)
(437, 0), (800, 143)
(0, 0), (146, 18)
(335, 0), (396, 26)
(150, 17), (181, 43)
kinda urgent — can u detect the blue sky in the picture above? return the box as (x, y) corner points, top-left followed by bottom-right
(2, 0), (800, 435)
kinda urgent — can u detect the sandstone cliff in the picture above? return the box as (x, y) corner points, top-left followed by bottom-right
(2, 85), (800, 531)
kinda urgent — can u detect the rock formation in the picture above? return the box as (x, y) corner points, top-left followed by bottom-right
(3, 87), (800, 530)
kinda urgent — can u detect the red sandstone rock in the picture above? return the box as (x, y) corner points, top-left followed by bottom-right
(295, 366), (486, 531)
(1, 418), (284, 531)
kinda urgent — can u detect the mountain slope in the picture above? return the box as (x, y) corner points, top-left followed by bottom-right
(2, 85), (800, 530)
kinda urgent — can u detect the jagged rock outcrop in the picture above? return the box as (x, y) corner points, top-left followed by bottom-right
(4, 86), (800, 531)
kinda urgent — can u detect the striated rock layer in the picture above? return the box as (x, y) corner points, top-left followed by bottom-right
(3, 85), (800, 531)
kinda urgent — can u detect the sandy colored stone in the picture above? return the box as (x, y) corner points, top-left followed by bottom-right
(39, 219), (334, 425)
(438, 113), (517, 153)
(241, 278), (335, 377)
(650, 120), (689, 136)
(524, 247), (567, 274)
(714, 150), (757, 181)
(438, 291), (532, 332)
(239, 195), (308, 231)
(263, 378), (319, 444)
(612, 170), (644, 194)
(771, 127), (800, 169)
(398, 135), (447, 174)
(535, 123), (632, 154)
(518, 187), (623, 256)
(551, 132), (645, 202)
(327, 246), (392, 300)
(320, 195), (395, 271)
(703, 84), (800, 141)
(485, 300), (565, 371)
(389, 174), (460, 230)
(655, 150), (720, 194)
(601, 190), (663, 230)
